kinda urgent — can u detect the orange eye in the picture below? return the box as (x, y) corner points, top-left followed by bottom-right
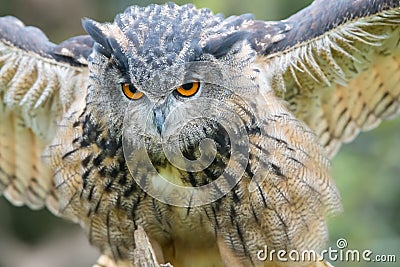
(121, 83), (143, 100)
(176, 80), (200, 97)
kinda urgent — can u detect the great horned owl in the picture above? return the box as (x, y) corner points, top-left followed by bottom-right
(0, 1), (399, 267)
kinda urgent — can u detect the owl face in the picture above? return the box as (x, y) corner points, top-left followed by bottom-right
(81, 3), (264, 193)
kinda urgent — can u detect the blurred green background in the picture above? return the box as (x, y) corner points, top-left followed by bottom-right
(0, 0), (399, 266)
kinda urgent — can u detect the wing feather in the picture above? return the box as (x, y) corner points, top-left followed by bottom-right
(256, 0), (400, 157)
(0, 16), (93, 214)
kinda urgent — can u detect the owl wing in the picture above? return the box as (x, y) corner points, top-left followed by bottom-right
(248, 0), (400, 158)
(0, 16), (93, 214)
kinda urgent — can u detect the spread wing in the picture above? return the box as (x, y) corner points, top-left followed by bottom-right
(0, 16), (93, 214)
(250, 0), (400, 158)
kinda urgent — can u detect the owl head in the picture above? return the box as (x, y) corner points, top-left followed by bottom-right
(80, 3), (264, 193)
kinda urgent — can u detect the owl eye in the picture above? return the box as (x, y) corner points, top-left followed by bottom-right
(121, 82), (143, 100)
(176, 80), (200, 97)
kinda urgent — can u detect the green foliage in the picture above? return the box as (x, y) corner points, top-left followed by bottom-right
(329, 117), (400, 267)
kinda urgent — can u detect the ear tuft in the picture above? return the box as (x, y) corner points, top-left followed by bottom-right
(82, 18), (112, 58)
(203, 31), (251, 59)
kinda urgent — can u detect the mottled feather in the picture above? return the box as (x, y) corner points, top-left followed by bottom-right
(0, 16), (91, 213)
(260, 0), (400, 156)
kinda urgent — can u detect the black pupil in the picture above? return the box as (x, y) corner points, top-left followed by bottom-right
(128, 83), (136, 93)
(181, 82), (194, 90)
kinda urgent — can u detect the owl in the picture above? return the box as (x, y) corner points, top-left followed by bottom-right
(0, 1), (399, 267)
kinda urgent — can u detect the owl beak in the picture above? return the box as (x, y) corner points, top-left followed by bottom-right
(153, 106), (165, 135)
